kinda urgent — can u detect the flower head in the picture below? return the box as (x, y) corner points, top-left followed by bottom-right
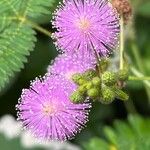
(17, 75), (91, 141)
(52, 0), (120, 56)
(48, 53), (96, 80)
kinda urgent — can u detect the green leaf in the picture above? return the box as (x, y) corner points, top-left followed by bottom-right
(20, 0), (55, 19)
(104, 127), (117, 145)
(0, 15), (13, 32)
(0, 0), (54, 90)
(0, 23), (36, 90)
(83, 137), (110, 150)
(137, 2), (150, 17)
(83, 115), (150, 150)
(0, 0), (22, 14)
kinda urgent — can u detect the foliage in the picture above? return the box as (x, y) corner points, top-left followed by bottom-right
(0, 0), (150, 149)
(83, 115), (150, 150)
(137, 1), (150, 17)
(0, 0), (54, 91)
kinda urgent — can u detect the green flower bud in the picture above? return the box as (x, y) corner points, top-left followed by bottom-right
(92, 77), (101, 86)
(100, 87), (115, 104)
(86, 82), (93, 90)
(78, 79), (87, 85)
(87, 88), (99, 98)
(72, 73), (83, 84)
(70, 91), (85, 104)
(117, 69), (129, 81)
(102, 71), (117, 86)
(83, 69), (97, 80)
(78, 85), (87, 94)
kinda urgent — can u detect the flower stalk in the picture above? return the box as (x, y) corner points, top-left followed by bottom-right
(17, 16), (52, 37)
(130, 67), (150, 88)
(119, 16), (124, 70)
(129, 76), (150, 81)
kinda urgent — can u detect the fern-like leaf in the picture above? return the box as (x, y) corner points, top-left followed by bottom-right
(0, 0), (54, 90)
(23, 0), (55, 19)
(0, 23), (36, 90)
(83, 115), (150, 150)
(0, 0), (22, 15)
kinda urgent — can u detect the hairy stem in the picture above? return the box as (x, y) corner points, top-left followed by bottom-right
(119, 17), (138, 114)
(93, 48), (102, 76)
(131, 43), (144, 72)
(130, 67), (150, 88)
(129, 76), (150, 81)
(119, 17), (124, 70)
(131, 43), (150, 101)
(124, 100), (138, 114)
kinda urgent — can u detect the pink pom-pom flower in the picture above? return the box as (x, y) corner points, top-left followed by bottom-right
(16, 75), (91, 141)
(48, 53), (96, 80)
(52, 0), (120, 56)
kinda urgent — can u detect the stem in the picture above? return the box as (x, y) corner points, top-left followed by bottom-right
(25, 19), (52, 37)
(118, 17), (138, 114)
(17, 16), (52, 37)
(130, 66), (150, 88)
(124, 100), (138, 114)
(129, 76), (150, 81)
(93, 48), (100, 64)
(93, 48), (101, 75)
(131, 43), (144, 72)
(119, 17), (124, 70)
(130, 42), (150, 101)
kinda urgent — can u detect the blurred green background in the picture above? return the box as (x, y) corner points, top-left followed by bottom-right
(0, 0), (150, 149)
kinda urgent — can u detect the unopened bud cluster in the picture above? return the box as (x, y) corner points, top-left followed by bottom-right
(70, 66), (129, 104)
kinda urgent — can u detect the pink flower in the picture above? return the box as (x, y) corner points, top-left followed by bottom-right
(52, 0), (120, 56)
(48, 53), (96, 80)
(17, 75), (91, 141)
